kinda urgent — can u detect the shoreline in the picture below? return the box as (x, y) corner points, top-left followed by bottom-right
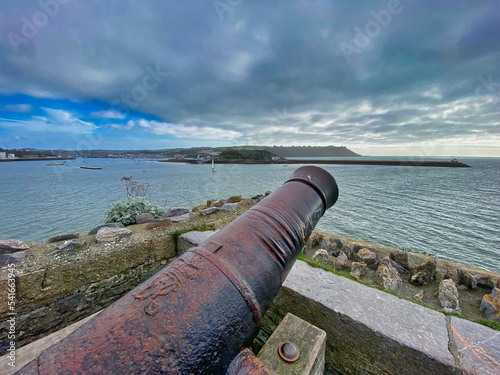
(0, 157), (75, 163)
(161, 159), (471, 167)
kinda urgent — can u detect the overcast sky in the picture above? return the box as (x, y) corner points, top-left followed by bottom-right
(0, 0), (499, 156)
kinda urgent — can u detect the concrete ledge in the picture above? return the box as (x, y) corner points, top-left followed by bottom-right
(262, 260), (500, 375)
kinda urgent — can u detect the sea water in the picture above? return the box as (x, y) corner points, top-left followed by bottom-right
(0, 157), (498, 273)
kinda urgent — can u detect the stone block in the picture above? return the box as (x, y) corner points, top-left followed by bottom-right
(152, 236), (176, 262)
(177, 230), (218, 255)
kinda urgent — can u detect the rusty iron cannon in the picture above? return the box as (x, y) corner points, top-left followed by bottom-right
(16, 166), (339, 374)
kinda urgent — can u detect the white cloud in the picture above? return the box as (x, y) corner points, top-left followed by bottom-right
(89, 110), (126, 119)
(135, 119), (241, 140)
(0, 104), (33, 113)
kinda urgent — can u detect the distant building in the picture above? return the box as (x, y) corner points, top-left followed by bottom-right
(7, 153), (16, 159)
(0, 152), (6, 159)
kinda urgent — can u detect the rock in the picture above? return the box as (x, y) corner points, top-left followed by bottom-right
(206, 199), (218, 207)
(54, 239), (86, 253)
(409, 258), (437, 286)
(96, 227), (132, 243)
(221, 203), (238, 212)
(350, 262), (367, 281)
(334, 251), (350, 270)
(333, 238), (343, 250)
(228, 195), (242, 203)
(390, 250), (409, 269)
(207, 199), (228, 208)
(312, 249), (329, 264)
(264, 190), (272, 197)
(200, 207), (220, 216)
(192, 204), (207, 212)
(443, 269), (461, 285)
(370, 259), (407, 274)
(251, 194), (263, 200)
(177, 230), (219, 255)
(170, 213), (195, 223)
(165, 207), (190, 217)
(356, 248), (377, 265)
(88, 222), (124, 235)
(0, 239), (29, 254)
(0, 252), (25, 266)
(48, 233), (79, 243)
(476, 274), (496, 289)
(438, 279), (461, 313)
(239, 198), (251, 206)
(345, 243), (363, 260)
(375, 257), (403, 291)
(145, 218), (171, 230)
(480, 288), (500, 323)
(258, 196), (265, 202)
(414, 290), (425, 303)
(135, 213), (155, 224)
(460, 271), (477, 290)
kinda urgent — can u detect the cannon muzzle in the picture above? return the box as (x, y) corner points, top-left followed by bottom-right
(17, 166), (338, 374)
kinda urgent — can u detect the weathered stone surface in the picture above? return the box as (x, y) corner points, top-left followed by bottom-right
(356, 247), (376, 265)
(0, 251), (25, 266)
(48, 233), (79, 243)
(450, 316), (500, 375)
(410, 257), (437, 286)
(165, 207), (189, 217)
(152, 236), (176, 262)
(414, 290), (425, 303)
(375, 257), (403, 290)
(350, 262), (367, 281)
(53, 239), (86, 253)
(476, 274), (496, 289)
(239, 198), (251, 206)
(444, 269), (478, 290)
(145, 218), (171, 230)
(480, 288), (500, 323)
(221, 203), (238, 211)
(88, 222), (124, 235)
(0, 239), (29, 254)
(438, 279), (460, 313)
(333, 251), (350, 270)
(344, 243), (363, 260)
(251, 194), (263, 200)
(200, 207), (220, 216)
(135, 213), (154, 224)
(228, 195), (242, 203)
(266, 260), (457, 375)
(96, 227), (132, 243)
(207, 199), (228, 207)
(312, 249), (329, 264)
(55, 293), (84, 314)
(177, 230), (219, 255)
(169, 212), (195, 222)
(192, 204), (207, 212)
(390, 250), (409, 269)
(264, 190), (272, 197)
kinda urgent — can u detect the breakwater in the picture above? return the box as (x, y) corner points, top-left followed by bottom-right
(163, 159), (471, 167)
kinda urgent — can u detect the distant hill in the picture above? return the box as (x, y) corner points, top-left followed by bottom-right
(262, 146), (361, 158)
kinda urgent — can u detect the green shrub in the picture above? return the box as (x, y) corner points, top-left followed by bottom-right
(104, 197), (165, 225)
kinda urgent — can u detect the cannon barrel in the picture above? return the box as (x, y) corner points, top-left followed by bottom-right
(16, 166), (339, 375)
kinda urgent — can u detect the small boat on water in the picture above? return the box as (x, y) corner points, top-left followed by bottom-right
(47, 163), (64, 166)
(211, 158), (215, 172)
(80, 166), (102, 170)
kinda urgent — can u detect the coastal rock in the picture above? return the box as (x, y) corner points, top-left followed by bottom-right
(334, 251), (350, 270)
(480, 288), (500, 323)
(444, 269), (477, 290)
(165, 207), (189, 217)
(145, 218), (171, 230)
(345, 243), (363, 260)
(228, 195), (242, 203)
(409, 257), (437, 286)
(221, 203), (238, 212)
(370, 259), (407, 274)
(192, 204), (208, 212)
(356, 248), (377, 265)
(88, 222), (124, 235)
(350, 262), (367, 281)
(177, 230), (219, 255)
(200, 207), (220, 216)
(308, 230), (322, 247)
(170, 213), (195, 223)
(390, 250), (409, 269)
(0, 239), (29, 254)
(55, 239), (86, 253)
(239, 198), (251, 206)
(264, 190), (272, 197)
(135, 213), (155, 224)
(207, 199), (228, 208)
(0, 251), (25, 266)
(206, 199), (218, 207)
(333, 238), (343, 250)
(251, 194), (263, 200)
(96, 227), (132, 243)
(48, 233), (79, 243)
(413, 290), (425, 303)
(312, 249), (329, 264)
(443, 269), (461, 285)
(375, 257), (403, 291)
(438, 279), (461, 313)
(475, 274), (495, 289)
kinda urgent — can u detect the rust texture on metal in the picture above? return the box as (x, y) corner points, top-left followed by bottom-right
(226, 349), (279, 375)
(15, 166), (338, 375)
(277, 341), (300, 363)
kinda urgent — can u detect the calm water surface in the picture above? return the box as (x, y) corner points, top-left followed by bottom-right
(0, 157), (499, 273)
